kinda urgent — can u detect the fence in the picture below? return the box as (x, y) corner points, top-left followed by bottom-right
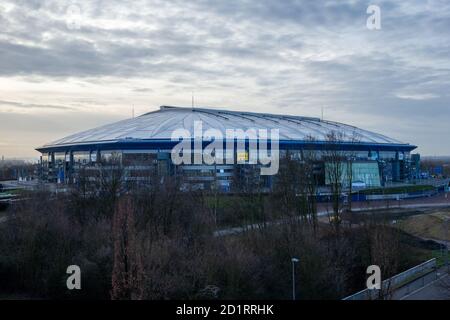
(365, 190), (437, 201)
(343, 258), (437, 300)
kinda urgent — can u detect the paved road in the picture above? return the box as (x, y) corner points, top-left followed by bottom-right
(318, 192), (450, 214)
(397, 270), (450, 300)
(215, 195), (450, 236)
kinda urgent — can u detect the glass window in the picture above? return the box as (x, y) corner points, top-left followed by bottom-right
(379, 151), (396, 160)
(73, 151), (90, 164)
(54, 153), (65, 166)
(122, 152), (157, 166)
(90, 151), (97, 163)
(101, 151), (122, 164)
(325, 161), (381, 187)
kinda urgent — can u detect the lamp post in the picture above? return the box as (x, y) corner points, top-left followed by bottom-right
(446, 218), (449, 273)
(291, 257), (299, 300)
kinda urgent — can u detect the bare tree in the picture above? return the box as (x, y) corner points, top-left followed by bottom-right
(343, 131), (361, 226)
(111, 196), (144, 300)
(231, 164), (267, 228)
(272, 146), (319, 233)
(301, 140), (320, 233)
(324, 131), (346, 234)
(362, 214), (401, 300)
(323, 130), (362, 233)
(97, 152), (125, 218)
(273, 151), (301, 219)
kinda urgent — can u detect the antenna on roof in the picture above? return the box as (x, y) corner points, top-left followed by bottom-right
(191, 91), (195, 109)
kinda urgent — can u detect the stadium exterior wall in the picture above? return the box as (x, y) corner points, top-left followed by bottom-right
(35, 106), (418, 190)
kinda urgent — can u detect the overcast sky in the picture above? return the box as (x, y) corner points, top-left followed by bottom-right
(0, 0), (449, 158)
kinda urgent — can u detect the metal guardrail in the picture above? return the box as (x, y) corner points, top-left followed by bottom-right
(343, 258), (437, 300)
(365, 190), (437, 201)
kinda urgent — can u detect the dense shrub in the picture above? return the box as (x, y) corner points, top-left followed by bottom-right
(0, 182), (425, 300)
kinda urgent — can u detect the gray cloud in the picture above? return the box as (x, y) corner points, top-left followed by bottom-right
(0, 0), (449, 156)
(0, 99), (73, 110)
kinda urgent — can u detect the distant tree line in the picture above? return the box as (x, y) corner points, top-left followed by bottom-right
(0, 160), (36, 181)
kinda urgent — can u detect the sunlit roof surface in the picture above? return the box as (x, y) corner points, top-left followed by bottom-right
(41, 106), (408, 148)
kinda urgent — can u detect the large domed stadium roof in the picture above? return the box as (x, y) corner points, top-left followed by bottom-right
(37, 106), (415, 151)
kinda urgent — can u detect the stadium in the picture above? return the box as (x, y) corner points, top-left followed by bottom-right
(36, 106), (417, 191)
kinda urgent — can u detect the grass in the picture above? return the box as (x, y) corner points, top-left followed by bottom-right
(205, 195), (244, 210)
(432, 250), (450, 268)
(396, 210), (450, 242)
(0, 188), (21, 197)
(394, 209), (449, 267)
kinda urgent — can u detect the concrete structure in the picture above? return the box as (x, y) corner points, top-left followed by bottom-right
(36, 106), (417, 191)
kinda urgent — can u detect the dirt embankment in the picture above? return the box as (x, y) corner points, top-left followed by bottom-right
(397, 209), (450, 242)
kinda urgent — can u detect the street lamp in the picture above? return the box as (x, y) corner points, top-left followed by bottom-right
(291, 257), (299, 300)
(446, 218), (449, 273)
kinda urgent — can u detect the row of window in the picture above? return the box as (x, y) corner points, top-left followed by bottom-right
(41, 150), (410, 167)
(42, 151), (157, 166)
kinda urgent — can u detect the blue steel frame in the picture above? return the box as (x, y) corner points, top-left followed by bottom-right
(36, 138), (417, 154)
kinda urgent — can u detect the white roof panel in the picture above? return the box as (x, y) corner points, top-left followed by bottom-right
(41, 106), (407, 147)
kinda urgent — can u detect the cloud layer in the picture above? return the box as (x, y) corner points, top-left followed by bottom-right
(0, 0), (449, 157)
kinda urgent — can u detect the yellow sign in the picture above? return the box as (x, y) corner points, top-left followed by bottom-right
(237, 151), (249, 162)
